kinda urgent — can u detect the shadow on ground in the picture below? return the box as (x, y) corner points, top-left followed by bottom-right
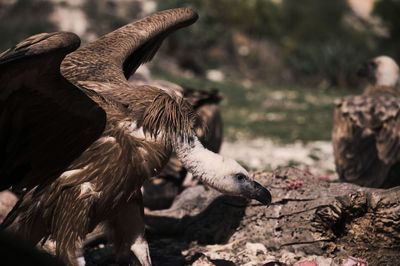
(83, 193), (248, 265)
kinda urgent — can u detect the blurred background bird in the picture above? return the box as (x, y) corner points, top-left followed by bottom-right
(332, 55), (400, 188)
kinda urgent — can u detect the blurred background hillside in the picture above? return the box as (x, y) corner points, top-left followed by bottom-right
(1, 0), (399, 173)
(1, 0), (398, 86)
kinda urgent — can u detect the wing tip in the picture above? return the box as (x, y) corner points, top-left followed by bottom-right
(0, 31), (80, 65)
(160, 7), (199, 24)
(181, 7), (199, 21)
(47, 31), (81, 53)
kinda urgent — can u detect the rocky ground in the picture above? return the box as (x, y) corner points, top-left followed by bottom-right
(85, 168), (399, 266)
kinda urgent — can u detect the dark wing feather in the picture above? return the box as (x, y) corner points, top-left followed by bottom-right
(332, 93), (400, 187)
(60, 9), (199, 145)
(0, 32), (106, 191)
(61, 8), (198, 85)
(122, 30), (166, 79)
(0, 33), (60, 64)
(59, 8), (199, 144)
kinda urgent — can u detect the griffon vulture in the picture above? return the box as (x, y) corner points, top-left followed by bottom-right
(332, 55), (400, 188)
(2, 8), (271, 266)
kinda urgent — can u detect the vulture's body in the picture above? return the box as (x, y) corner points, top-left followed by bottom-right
(333, 56), (400, 188)
(0, 8), (271, 266)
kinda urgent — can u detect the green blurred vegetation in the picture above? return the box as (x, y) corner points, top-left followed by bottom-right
(153, 68), (357, 142)
(0, 0), (398, 87)
(374, 0), (400, 60)
(83, 0), (141, 36)
(278, 0), (375, 87)
(158, 0), (384, 87)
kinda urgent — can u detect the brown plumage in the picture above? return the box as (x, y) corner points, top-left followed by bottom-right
(129, 71), (223, 209)
(332, 56), (400, 188)
(0, 32), (106, 192)
(129, 71), (223, 185)
(0, 32), (104, 266)
(3, 8), (271, 266)
(129, 69), (223, 155)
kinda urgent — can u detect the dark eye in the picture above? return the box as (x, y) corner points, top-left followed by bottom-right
(235, 173), (246, 182)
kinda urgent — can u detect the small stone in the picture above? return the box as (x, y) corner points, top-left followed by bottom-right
(245, 242), (267, 256)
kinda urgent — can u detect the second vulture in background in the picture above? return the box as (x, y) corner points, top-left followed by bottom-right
(333, 55), (400, 188)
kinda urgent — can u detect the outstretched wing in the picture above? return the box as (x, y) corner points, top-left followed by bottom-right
(61, 8), (198, 86)
(60, 8), (200, 143)
(0, 32), (106, 191)
(332, 93), (400, 187)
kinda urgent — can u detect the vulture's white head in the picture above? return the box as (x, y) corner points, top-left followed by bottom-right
(358, 55), (400, 87)
(205, 157), (272, 205)
(176, 138), (272, 205)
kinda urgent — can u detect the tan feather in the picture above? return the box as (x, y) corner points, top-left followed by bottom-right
(142, 92), (201, 143)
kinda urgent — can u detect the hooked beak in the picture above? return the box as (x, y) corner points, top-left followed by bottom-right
(249, 181), (272, 205)
(254, 182), (272, 205)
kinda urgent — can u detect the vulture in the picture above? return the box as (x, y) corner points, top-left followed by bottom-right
(332, 55), (400, 188)
(1, 8), (271, 266)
